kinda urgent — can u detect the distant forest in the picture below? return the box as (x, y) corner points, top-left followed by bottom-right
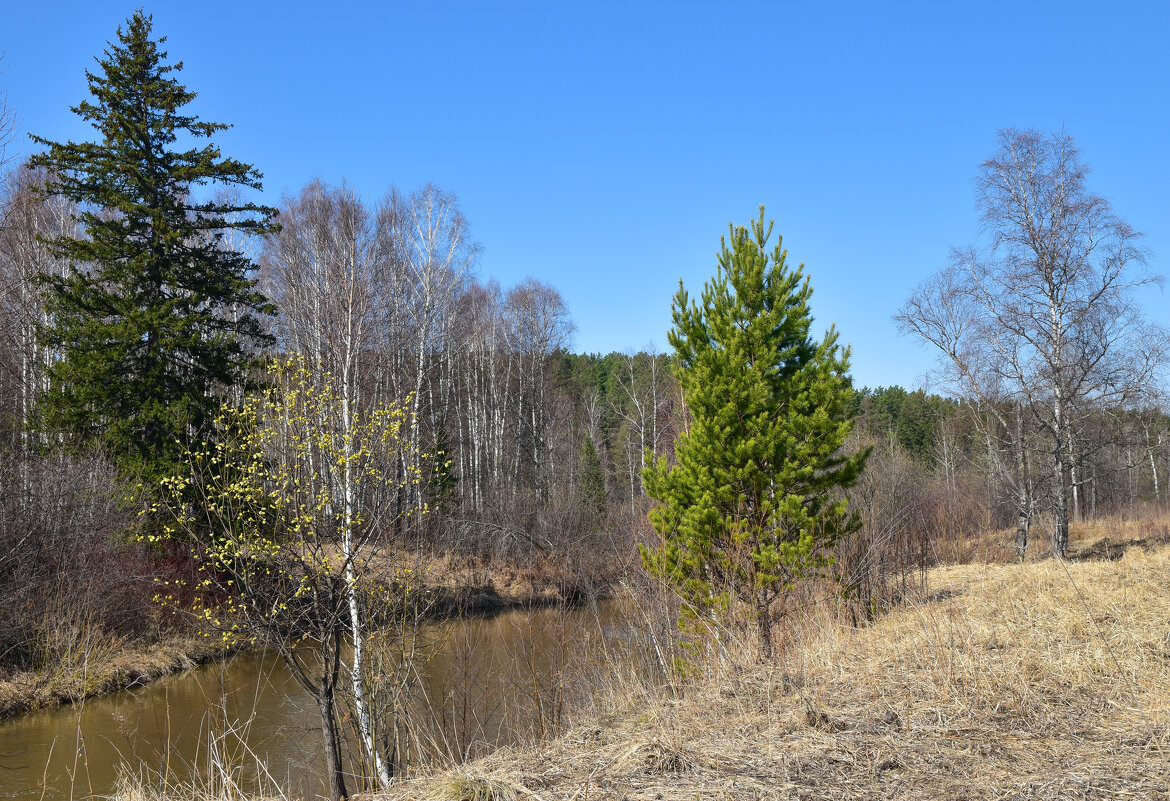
(0, 162), (1166, 668)
(0, 112), (1167, 679)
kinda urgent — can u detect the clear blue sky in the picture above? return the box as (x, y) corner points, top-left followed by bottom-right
(3, 1), (1167, 390)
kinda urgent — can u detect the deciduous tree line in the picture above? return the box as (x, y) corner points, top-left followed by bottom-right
(256, 178), (682, 561)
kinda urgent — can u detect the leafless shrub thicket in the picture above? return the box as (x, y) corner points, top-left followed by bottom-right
(0, 168), (155, 676)
(0, 451), (142, 673)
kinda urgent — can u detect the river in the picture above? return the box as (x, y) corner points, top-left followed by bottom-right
(0, 600), (624, 800)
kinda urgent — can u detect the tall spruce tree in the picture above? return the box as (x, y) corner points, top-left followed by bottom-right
(29, 11), (276, 483)
(579, 434), (608, 528)
(642, 208), (868, 658)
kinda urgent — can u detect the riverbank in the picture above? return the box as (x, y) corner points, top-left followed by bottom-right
(420, 551), (612, 614)
(377, 539), (1170, 800)
(0, 634), (230, 719)
(0, 552), (601, 722)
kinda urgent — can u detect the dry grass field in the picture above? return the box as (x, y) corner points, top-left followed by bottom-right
(379, 527), (1170, 801)
(934, 506), (1170, 566)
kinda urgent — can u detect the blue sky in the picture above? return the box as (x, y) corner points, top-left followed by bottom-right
(2, 1), (1167, 390)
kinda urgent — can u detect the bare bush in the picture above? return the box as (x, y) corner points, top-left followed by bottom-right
(0, 451), (142, 673)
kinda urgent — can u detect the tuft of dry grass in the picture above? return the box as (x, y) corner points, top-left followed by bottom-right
(433, 772), (524, 801)
(106, 703), (292, 801)
(377, 537), (1170, 800)
(110, 773), (286, 801)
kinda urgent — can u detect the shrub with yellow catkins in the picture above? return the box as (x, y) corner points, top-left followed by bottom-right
(146, 356), (427, 647)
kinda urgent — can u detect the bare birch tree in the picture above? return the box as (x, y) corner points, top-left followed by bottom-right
(503, 278), (574, 501)
(383, 184), (477, 516)
(896, 266), (1042, 557)
(899, 128), (1166, 557)
(260, 180), (394, 786)
(610, 346), (671, 501)
(0, 166), (77, 474)
(0, 78), (15, 182)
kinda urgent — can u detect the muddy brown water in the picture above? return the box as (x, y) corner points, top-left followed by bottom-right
(0, 601), (624, 800)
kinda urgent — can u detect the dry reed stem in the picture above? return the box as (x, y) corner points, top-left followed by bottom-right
(378, 538), (1170, 801)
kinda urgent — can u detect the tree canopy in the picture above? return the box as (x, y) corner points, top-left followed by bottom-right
(642, 207), (868, 657)
(30, 10), (277, 483)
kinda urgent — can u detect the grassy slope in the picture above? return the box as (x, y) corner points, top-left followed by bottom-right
(380, 538), (1170, 800)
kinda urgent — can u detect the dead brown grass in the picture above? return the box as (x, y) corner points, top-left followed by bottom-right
(377, 536), (1170, 801)
(417, 552), (576, 608)
(936, 507), (1170, 565)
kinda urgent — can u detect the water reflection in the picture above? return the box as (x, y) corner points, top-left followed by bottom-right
(0, 601), (621, 800)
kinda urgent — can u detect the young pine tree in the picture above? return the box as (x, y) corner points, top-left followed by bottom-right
(642, 207), (868, 658)
(30, 11), (276, 484)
